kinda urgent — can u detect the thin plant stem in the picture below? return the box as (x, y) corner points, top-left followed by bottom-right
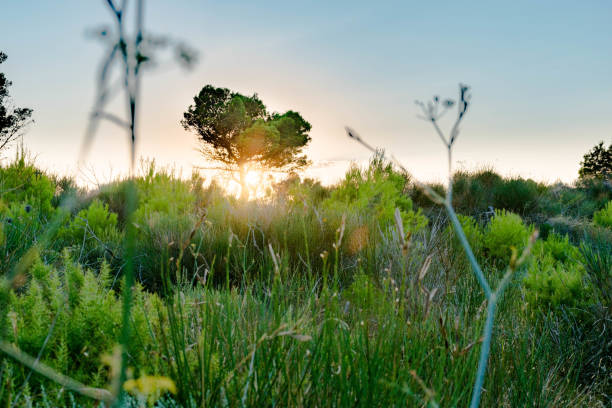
(346, 84), (536, 408)
(0, 341), (113, 404)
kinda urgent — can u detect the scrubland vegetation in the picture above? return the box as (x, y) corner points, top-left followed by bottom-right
(1, 3), (612, 404)
(0, 149), (611, 407)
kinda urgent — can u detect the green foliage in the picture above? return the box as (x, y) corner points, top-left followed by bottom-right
(0, 200), (52, 274)
(578, 141), (612, 179)
(3, 255), (154, 397)
(1, 152), (611, 406)
(483, 210), (531, 264)
(344, 272), (392, 318)
(273, 175), (329, 207)
(130, 165), (198, 287)
(181, 85), (312, 198)
(578, 239), (612, 387)
(451, 168), (502, 214)
(524, 232), (588, 309)
(57, 200), (122, 264)
(538, 177), (612, 221)
(534, 232), (581, 264)
(324, 154), (428, 233)
(445, 214), (485, 272)
(593, 200), (612, 228)
(0, 152), (55, 217)
(449, 170), (543, 215)
(0, 51), (33, 154)
(524, 253), (586, 308)
(492, 177), (542, 215)
(580, 238), (612, 306)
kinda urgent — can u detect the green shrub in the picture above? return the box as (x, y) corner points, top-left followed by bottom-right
(96, 180), (136, 225)
(57, 200), (122, 264)
(524, 254), (587, 308)
(534, 232), (581, 265)
(450, 168), (503, 214)
(483, 210), (531, 264)
(0, 201), (54, 274)
(593, 200), (612, 228)
(130, 166), (199, 287)
(580, 238), (612, 305)
(323, 153), (427, 233)
(0, 153), (56, 217)
(5, 255), (154, 392)
(525, 232), (589, 310)
(343, 272), (391, 318)
(409, 181), (445, 210)
(273, 175), (329, 207)
(493, 177), (542, 215)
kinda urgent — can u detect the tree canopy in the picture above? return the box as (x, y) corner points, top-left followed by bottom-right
(0, 51), (32, 153)
(579, 141), (612, 179)
(181, 85), (311, 199)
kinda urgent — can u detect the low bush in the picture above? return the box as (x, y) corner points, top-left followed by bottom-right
(450, 169), (502, 214)
(323, 153), (428, 234)
(593, 200), (612, 228)
(273, 175), (329, 207)
(0, 152), (56, 218)
(524, 255), (587, 309)
(0, 201), (52, 274)
(492, 177), (542, 215)
(483, 210), (531, 264)
(1, 254), (156, 405)
(57, 200), (122, 266)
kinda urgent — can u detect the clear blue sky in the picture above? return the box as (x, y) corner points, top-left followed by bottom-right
(1, 0), (611, 185)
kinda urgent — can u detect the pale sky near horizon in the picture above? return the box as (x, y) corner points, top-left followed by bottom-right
(1, 1), (611, 188)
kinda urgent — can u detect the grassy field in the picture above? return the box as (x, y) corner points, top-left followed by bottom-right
(0, 151), (610, 407)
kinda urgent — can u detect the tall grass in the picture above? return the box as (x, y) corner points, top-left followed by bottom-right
(1, 1), (611, 406)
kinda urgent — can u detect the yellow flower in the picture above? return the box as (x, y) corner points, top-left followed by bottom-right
(123, 375), (177, 406)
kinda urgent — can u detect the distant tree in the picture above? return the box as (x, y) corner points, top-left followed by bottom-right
(0, 51), (33, 153)
(182, 85), (311, 199)
(579, 141), (612, 179)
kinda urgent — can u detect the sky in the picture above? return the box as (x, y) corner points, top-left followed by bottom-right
(1, 0), (611, 188)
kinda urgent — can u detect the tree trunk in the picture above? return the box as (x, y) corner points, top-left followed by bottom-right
(239, 166), (249, 200)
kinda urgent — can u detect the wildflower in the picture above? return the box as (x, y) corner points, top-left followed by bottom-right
(123, 375), (177, 406)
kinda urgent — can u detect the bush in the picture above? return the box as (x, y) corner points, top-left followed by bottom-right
(409, 181), (445, 210)
(0, 152), (56, 217)
(580, 238), (612, 306)
(524, 253), (587, 308)
(273, 175), (329, 207)
(451, 169), (502, 214)
(57, 200), (122, 265)
(593, 200), (612, 228)
(131, 166), (199, 287)
(483, 210), (531, 264)
(492, 177), (542, 215)
(343, 272), (392, 318)
(323, 153), (427, 233)
(0, 201), (52, 274)
(538, 184), (597, 219)
(4, 254), (154, 392)
(524, 232), (589, 310)
(534, 232), (581, 264)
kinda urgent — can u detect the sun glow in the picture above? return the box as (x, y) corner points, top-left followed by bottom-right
(245, 169), (262, 187)
(222, 169), (277, 200)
